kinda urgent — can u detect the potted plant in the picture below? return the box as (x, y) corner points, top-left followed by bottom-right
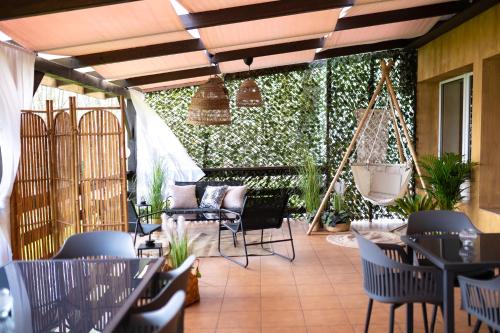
(162, 215), (201, 306)
(419, 153), (476, 210)
(388, 193), (437, 219)
(148, 160), (167, 224)
(299, 154), (322, 230)
(323, 193), (352, 232)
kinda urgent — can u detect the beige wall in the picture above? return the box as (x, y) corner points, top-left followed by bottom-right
(416, 4), (500, 232)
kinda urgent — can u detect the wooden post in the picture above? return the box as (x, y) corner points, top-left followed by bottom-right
(46, 100), (58, 253)
(69, 97), (81, 233)
(306, 61), (389, 235)
(388, 94), (406, 163)
(381, 61), (426, 190)
(119, 96), (128, 232)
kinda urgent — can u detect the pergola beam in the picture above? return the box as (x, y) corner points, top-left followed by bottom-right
(335, 1), (469, 31)
(35, 57), (127, 96)
(407, 0), (499, 49)
(179, 0), (354, 30)
(53, 39), (206, 69)
(112, 65), (220, 87)
(0, 0), (140, 21)
(213, 38), (324, 63)
(314, 39), (415, 61)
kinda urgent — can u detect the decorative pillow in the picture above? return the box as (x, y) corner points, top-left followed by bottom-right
(199, 186), (228, 209)
(222, 185), (247, 210)
(169, 185), (198, 209)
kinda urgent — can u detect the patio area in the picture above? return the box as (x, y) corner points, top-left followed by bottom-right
(186, 222), (478, 333)
(0, 1), (499, 333)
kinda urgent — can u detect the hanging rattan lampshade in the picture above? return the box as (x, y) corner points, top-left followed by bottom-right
(187, 76), (231, 125)
(236, 78), (263, 107)
(236, 57), (263, 107)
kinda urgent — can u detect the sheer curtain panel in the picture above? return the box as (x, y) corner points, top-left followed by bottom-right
(0, 42), (35, 264)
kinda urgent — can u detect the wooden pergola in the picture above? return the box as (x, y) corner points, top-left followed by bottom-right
(0, 0), (496, 97)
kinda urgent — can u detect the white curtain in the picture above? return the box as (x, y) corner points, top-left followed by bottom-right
(0, 42), (35, 264)
(130, 89), (204, 202)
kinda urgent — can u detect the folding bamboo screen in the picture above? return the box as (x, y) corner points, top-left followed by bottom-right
(10, 96), (128, 260)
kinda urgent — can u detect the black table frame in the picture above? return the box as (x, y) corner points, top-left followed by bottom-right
(401, 234), (500, 333)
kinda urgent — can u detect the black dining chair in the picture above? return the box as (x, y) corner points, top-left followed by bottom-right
(218, 190), (295, 268)
(407, 210), (491, 327)
(132, 255), (195, 333)
(355, 231), (443, 333)
(122, 290), (186, 333)
(53, 231), (136, 259)
(458, 275), (500, 333)
(128, 200), (162, 246)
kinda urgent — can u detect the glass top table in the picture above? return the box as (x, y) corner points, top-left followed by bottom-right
(401, 233), (500, 333)
(0, 258), (163, 333)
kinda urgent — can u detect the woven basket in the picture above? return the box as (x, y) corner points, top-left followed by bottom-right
(161, 260), (200, 307)
(326, 223), (350, 233)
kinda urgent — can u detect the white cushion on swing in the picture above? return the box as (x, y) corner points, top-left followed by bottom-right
(351, 163), (412, 206)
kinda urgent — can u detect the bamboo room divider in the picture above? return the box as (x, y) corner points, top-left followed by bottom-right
(10, 97), (128, 259)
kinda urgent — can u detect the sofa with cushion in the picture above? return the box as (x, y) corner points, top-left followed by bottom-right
(164, 181), (247, 222)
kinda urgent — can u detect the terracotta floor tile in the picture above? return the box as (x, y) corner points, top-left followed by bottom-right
(300, 295), (343, 310)
(185, 311), (219, 329)
(338, 294), (370, 309)
(217, 311), (261, 328)
(293, 273), (330, 285)
(221, 297), (261, 312)
(261, 284), (298, 297)
(186, 297), (223, 313)
(262, 327), (307, 333)
(297, 283), (335, 297)
(216, 329), (260, 333)
(261, 273), (296, 286)
(303, 309), (349, 326)
(333, 282), (364, 296)
(261, 296), (301, 311)
(307, 325), (354, 333)
(261, 310), (305, 327)
(224, 285), (260, 298)
(227, 274), (261, 286)
(201, 286), (226, 299)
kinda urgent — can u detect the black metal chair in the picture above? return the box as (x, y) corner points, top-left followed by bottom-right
(355, 231), (443, 333)
(122, 290), (186, 333)
(128, 200), (162, 246)
(458, 275), (500, 333)
(218, 190), (295, 268)
(53, 231), (136, 259)
(407, 210), (491, 328)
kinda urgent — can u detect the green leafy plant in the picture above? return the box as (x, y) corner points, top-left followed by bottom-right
(164, 217), (200, 277)
(388, 193), (437, 219)
(419, 153), (476, 210)
(299, 154), (321, 222)
(148, 160), (167, 219)
(322, 193), (352, 227)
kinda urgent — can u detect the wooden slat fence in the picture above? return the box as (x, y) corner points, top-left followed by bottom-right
(10, 97), (127, 259)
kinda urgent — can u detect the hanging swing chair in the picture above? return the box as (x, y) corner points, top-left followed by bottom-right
(350, 103), (412, 206)
(307, 60), (426, 235)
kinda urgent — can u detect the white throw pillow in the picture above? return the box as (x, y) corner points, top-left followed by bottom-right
(222, 185), (247, 210)
(169, 185), (198, 209)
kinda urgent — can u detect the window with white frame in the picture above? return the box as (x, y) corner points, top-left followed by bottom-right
(438, 73), (473, 161)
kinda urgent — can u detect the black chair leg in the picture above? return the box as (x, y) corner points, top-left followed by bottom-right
(468, 313), (472, 326)
(389, 304), (396, 333)
(232, 233), (237, 247)
(430, 304), (438, 333)
(472, 320), (482, 333)
(364, 298), (373, 333)
(422, 303), (429, 333)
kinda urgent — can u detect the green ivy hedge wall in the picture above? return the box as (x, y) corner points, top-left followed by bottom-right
(146, 49), (417, 219)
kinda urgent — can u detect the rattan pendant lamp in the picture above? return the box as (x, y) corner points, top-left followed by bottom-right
(187, 62), (231, 125)
(236, 57), (263, 107)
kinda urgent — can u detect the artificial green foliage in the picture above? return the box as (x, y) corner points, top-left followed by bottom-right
(148, 160), (166, 219)
(299, 154), (322, 217)
(145, 49), (417, 219)
(419, 153), (476, 210)
(388, 193), (437, 219)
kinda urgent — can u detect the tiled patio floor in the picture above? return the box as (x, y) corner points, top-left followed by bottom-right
(184, 222), (489, 333)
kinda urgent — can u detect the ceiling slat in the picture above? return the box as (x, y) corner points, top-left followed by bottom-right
(112, 66), (220, 87)
(0, 0), (140, 21)
(179, 0), (354, 30)
(53, 39), (206, 69)
(314, 39), (415, 60)
(335, 1), (469, 31)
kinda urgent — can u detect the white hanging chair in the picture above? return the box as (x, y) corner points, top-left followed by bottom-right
(350, 106), (412, 206)
(351, 163), (412, 206)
